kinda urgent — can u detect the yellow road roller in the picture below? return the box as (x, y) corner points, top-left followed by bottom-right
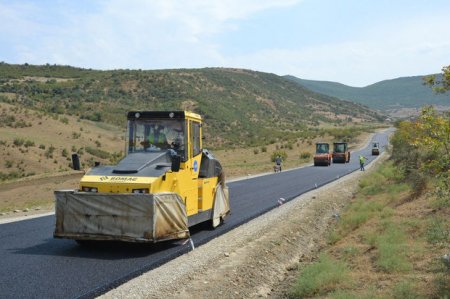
(54, 111), (230, 243)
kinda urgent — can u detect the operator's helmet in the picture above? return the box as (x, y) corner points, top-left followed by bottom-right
(172, 135), (182, 149)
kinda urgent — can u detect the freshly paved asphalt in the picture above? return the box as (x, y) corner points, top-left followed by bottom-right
(0, 130), (391, 299)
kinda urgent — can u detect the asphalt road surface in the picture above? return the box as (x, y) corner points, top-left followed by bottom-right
(0, 130), (391, 299)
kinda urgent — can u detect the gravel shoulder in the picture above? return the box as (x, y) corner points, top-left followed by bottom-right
(101, 151), (387, 299)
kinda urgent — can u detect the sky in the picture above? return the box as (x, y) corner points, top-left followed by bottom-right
(0, 0), (449, 87)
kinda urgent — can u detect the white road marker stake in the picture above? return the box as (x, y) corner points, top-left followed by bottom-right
(315, 183), (318, 189)
(189, 238), (195, 251)
(181, 238), (195, 250)
(278, 197), (286, 206)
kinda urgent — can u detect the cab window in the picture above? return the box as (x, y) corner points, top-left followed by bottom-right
(190, 121), (201, 157)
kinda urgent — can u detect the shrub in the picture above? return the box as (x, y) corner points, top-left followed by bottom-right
(85, 146), (110, 159)
(427, 217), (450, 245)
(271, 150), (287, 162)
(290, 254), (349, 297)
(0, 171), (21, 181)
(392, 280), (421, 299)
(72, 132), (81, 139)
(45, 145), (55, 159)
(13, 138), (25, 146)
(60, 116), (69, 124)
(109, 151), (124, 164)
(327, 230), (342, 245)
(24, 140), (35, 148)
(340, 198), (383, 232)
(261, 146), (267, 153)
(376, 226), (412, 273)
(300, 152), (311, 160)
(253, 148), (259, 155)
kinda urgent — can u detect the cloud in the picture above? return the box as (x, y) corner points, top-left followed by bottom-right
(227, 14), (450, 86)
(0, 0), (301, 69)
(0, 0), (448, 86)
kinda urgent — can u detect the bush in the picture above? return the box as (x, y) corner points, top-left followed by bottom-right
(24, 140), (35, 148)
(72, 132), (81, 139)
(290, 254), (349, 297)
(60, 116), (69, 124)
(45, 145), (55, 159)
(340, 198), (383, 232)
(427, 217), (450, 245)
(392, 280), (421, 299)
(300, 152), (311, 160)
(375, 225), (412, 273)
(0, 171), (21, 181)
(85, 146), (110, 159)
(13, 138), (25, 146)
(271, 150), (287, 162)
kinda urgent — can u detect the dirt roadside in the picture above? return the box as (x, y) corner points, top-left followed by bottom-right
(100, 152), (387, 299)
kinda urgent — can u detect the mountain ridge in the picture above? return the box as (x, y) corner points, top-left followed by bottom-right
(0, 63), (383, 148)
(284, 74), (449, 111)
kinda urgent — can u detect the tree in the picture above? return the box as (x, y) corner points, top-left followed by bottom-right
(423, 65), (450, 94)
(390, 105), (450, 199)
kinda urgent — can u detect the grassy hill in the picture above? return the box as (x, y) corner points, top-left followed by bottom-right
(0, 63), (385, 182)
(285, 75), (449, 111)
(0, 102), (124, 181)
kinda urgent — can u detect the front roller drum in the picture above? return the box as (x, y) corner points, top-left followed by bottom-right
(54, 190), (189, 243)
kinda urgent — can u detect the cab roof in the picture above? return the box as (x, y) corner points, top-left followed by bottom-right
(127, 111), (202, 122)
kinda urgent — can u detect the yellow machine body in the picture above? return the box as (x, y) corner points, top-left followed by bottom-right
(54, 111), (229, 243)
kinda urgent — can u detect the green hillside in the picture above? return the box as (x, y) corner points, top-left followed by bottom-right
(0, 63), (383, 149)
(285, 75), (449, 111)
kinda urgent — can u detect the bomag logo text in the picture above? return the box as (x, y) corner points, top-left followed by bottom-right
(100, 176), (138, 182)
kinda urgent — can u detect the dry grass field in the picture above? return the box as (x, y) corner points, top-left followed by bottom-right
(0, 102), (124, 178)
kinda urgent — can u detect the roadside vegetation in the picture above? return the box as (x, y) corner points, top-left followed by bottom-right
(290, 107), (450, 298)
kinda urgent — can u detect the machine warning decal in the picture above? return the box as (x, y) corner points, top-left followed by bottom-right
(193, 160), (198, 172)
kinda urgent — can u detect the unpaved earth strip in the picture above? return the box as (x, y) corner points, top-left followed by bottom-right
(101, 154), (387, 299)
